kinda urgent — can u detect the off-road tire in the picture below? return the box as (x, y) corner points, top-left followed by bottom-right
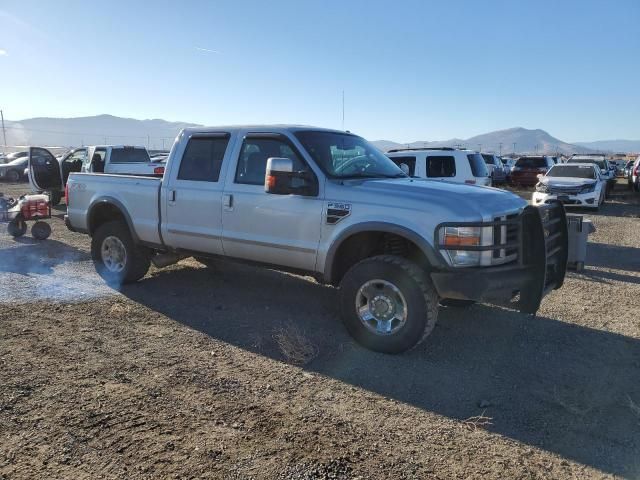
(8, 218), (27, 237)
(31, 221), (51, 240)
(339, 255), (439, 354)
(91, 220), (151, 286)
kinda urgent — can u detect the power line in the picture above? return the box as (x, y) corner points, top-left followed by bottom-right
(1, 124), (175, 141)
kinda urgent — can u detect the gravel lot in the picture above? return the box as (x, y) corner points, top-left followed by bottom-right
(1, 181), (639, 479)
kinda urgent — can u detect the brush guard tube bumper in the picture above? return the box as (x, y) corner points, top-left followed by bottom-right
(430, 201), (568, 314)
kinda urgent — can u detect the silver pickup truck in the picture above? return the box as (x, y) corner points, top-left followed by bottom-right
(30, 126), (568, 353)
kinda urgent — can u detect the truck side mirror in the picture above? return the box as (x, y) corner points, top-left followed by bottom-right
(536, 173), (544, 180)
(399, 163), (410, 175)
(265, 157), (317, 196)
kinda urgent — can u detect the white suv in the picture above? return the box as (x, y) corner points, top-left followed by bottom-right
(386, 148), (491, 186)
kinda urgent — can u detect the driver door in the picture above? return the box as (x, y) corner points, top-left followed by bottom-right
(28, 147), (63, 192)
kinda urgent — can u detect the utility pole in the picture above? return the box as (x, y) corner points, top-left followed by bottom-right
(478, 143), (482, 152)
(147, 134), (150, 149)
(499, 142), (503, 156)
(513, 142), (517, 154)
(0, 110), (7, 154)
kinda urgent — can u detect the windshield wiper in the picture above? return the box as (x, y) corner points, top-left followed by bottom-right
(339, 173), (407, 180)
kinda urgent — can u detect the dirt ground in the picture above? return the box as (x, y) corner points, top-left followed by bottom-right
(1, 180), (639, 479)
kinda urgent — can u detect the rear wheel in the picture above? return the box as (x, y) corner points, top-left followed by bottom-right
(339, 255), (438, 353)
(91, 220), (151, 286)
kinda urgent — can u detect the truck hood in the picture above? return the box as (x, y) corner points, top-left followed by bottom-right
(333, 178), (527, 220)
(541, 177), (596, 187)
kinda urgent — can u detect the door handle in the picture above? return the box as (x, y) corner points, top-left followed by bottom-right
(169, 190), (176, 202)
(223, 193), (233, 208)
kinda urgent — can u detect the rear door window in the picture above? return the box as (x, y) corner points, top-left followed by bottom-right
(388, 156), (416, 176)
(177, 136), (230, 182)
(467, 153), (489, 177)
(110, 148), (150, 163)
(426, 155), (456, 178)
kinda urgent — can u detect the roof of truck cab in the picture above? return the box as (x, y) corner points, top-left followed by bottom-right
(180, 125), (349, 135)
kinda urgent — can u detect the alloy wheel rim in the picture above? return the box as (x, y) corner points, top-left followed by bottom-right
(355, 279), (408, 336)
(101, 236), (127, 273)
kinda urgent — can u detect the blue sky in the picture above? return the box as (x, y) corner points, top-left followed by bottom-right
(1, 0), (638, 142)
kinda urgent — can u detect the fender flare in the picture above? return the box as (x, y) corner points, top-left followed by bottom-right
(87, 196), (138, 242)
(323, 221), (445, 283)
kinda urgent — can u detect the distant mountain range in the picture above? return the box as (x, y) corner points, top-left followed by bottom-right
(372, 127), (611, 155)
(574, 139), (640, 152)
(3, 114), (199, 150)
(2, 115), (638, 155)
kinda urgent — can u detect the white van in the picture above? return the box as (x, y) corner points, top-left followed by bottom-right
(386, 148), (491, 186)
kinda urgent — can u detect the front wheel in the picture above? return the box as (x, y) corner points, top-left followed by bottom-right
(91, 220), (151, 286)
(339, 255), (439, 353)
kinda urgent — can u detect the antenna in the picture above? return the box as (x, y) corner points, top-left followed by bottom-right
(341, 90), (345, 130)
(0, 110), (6, 154)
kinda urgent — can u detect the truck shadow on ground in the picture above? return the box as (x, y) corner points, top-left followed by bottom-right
(0, 239), (89, 275)
(586, 242), (640, 273)
(121, 260), (640, 478)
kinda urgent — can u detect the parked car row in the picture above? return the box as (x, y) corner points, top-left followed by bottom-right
(533, 163), (606, 210)
(23, 145), (165, 205)
(386, 147), (491, 186)
(627, 157), (640, 191)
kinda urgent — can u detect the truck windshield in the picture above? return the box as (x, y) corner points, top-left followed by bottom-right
(547, 165), (596, 179)
(294, 131), (407, 179)
(110, 148), (151, 163)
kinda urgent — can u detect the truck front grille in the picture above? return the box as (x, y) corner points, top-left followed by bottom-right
(491, 213), (520, 265)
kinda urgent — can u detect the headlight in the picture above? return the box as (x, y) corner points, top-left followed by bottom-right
(439, 226), (482, 267)
(579, 183), (596, 194)
(535, 183), (549, 193)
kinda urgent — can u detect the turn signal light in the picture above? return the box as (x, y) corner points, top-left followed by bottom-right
(154, 166), (165, 175)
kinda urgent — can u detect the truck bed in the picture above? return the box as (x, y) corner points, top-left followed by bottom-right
(66, 173), (163, 245)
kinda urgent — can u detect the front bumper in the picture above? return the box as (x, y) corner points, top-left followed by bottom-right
(532, 191), (599, 208)
(431, 202), (568, 314)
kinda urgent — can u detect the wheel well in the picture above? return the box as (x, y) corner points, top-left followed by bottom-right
(330, 231), (431, 285)
(88, 202), (127, 236)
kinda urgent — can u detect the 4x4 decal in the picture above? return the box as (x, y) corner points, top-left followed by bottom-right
(326, 202), (351, 224)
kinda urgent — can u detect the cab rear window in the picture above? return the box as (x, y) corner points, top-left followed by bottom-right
(110, 148), (150, 164)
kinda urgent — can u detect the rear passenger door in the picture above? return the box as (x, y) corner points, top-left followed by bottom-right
(162, 132), (233, 255)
